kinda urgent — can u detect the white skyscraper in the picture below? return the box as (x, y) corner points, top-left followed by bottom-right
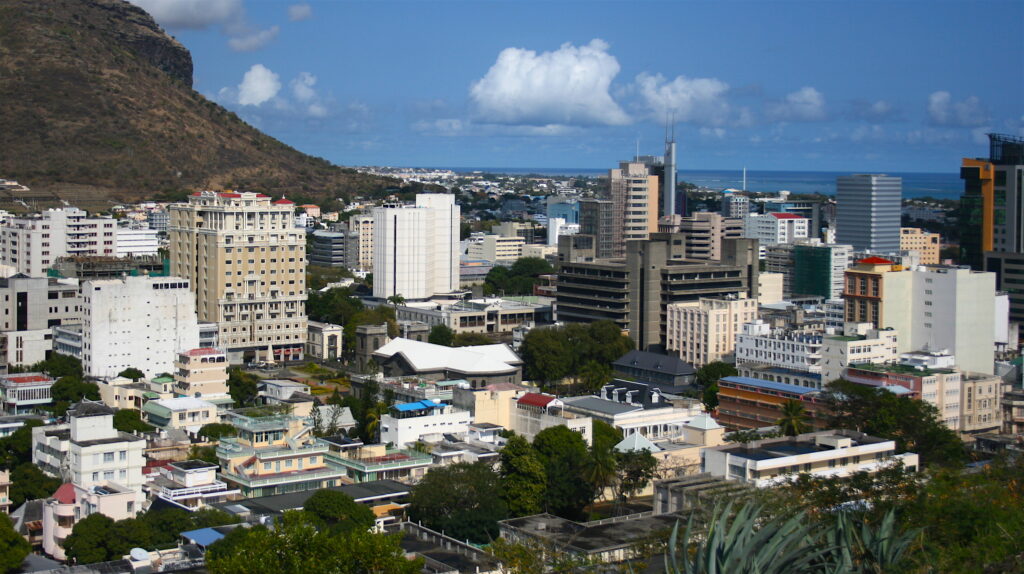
(373, 194), (460, 300)
(836, 174), (901, 252)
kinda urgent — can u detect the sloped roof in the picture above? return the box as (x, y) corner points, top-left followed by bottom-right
(52, 483), (76, 504)
(373, 338), (521, 375)
(517, 393), (556, 408)
(769, 212), (804, 220)
(685, 413), (722, 431)
(615, 433), (662, 453)
(858, 256), (894, 265)
(612, 350), (696, 377)
(393, 400), (442, 412)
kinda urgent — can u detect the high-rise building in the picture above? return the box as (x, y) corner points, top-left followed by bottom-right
(963, 134), (1024, 264)
(609, 161), (659, 256)
(835, 174), (901, 251)
(0, 208), (118, 277)
(899, 227), (941, 265)
(721, 194), (750, 218)
(168, 191), (308, 364)
(666, 294), (757, 367)
(348, 214), (374, 271)
(309, 230), (347, 267)
(658, 212), (743, 261)
(578, 198), (615, 259)
(743, 212), (809, 249)
(373, 194), (459, 300)
(792, 241), (852, 299)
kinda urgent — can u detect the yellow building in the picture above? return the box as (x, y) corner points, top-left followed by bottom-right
(610, 161), (660, 256)
(665, 294), (758, 368)
(900, 227), (941, 264)
(169, 192), (307, 364)
(174, 348), (231, 400)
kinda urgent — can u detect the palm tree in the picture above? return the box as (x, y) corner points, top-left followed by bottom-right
(582, 443), (618, 515)
(362, 401), (388, 443)
(777, 399), (811, 437)
(386, 294), (406, 307)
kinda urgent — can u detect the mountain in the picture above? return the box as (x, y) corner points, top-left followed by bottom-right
(0, 0), (401, 210)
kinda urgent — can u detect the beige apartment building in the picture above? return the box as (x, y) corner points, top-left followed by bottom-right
(169, 191), (307, 364)
(900, 227), (941, 264)
(665, 294), (758, 368)
(349, 214), (374, 271)
(658, 212), (744, 261)
(467, 234), (525, 264)
(173, 347), (231, 399)
(610, 161), (659, 256)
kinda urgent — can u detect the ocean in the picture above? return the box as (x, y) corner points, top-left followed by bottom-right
(440, 168), (963, 200)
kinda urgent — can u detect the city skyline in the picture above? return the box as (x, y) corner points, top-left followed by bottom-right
(128, 0), (1023, 173)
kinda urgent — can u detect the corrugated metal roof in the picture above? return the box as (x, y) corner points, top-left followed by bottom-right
(517, 393), (555, 408)
(720, 376), (816, 396)
(392, 400), (441, 412)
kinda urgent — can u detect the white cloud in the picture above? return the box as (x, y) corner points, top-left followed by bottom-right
(237, 64), (280, 106)
(850, 99), (897, 122)
(927, 91), (988, 127)
(767, 86), (827, 122)
(227, 25), (279, 52)
(470, 39), (630, 127)
(288, 3), (313, 21)
(129, 0), (242, 29)
(291, 72), (318, 103)
(699, 127), (727, 139)
(412, 118), (577, 137)
(634, 72), (731, 126)
(851, 124), (886, 142)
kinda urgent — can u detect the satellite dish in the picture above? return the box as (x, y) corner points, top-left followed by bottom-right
(130, 548), (149, 561)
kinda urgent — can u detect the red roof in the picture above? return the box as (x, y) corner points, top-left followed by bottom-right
(143, 459), (174, 475)
(518, 393), (556, 408)
(52, 483), (76, 504)
(191, 192), (203, 196)
(298, 204), (319, 209)
(182, 347), (224, 357)
(4, 374), (52, 384)
(255, 194), (270, 198)
(859, 256), (894, 265)
(218, 192), (242, 198)
(273, 199), (295, 205)
(769, 212), (804, 219)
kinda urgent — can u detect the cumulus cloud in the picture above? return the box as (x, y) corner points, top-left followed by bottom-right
(849, 99), (898, 122)
(699, 127), (727, 139)
(288, 3), (313, 21)
(470, 39), (630, 127)
(237, 64), (281, 106)
(412, 118), (577, 137)
(290, 72), (329, 117)
(227, 25), (280, 52)
(129, 0), (277, 52)
(927, 91), (988, 127)
(767, 86), (827, 122)
(634, 73), (731, 126)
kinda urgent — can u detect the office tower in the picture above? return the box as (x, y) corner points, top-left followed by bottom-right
(578, 198), (615, 259)
(743, 212), (809, 247)
(309, 230), (347, 267)
(666, 294), (757, 367)
(721, 193), (750, 218)
(835, 174), (901, 251)
(964, 134), (1024, 267)
(0, 208), (117, 276)
(899, 227), (941, 265)
(791, 241), (852, 299)
(348, 214), (374, 271)
(81, 276), (200, 379)
(609, 161), (659, 256)
(168, 191), (307, 364)
(547, 196), (580, 224)
(659, 212), (744, 261)
(373, 193), (459, 300)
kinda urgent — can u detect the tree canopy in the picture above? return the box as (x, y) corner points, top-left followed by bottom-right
(302, 490), (375, 535)
(117, 367), (145, 381)
(408, 462), (507, 543)
(427, 324), (454, 347)
(695, 361), (737, 387)
(533, 426), (593, 521)
(483, 257), (553, 296)
(0, 514), (29, 574)
(50, 377), (100, 416)
(499, 435), (547, 518)
(520, 321), (634, 389)
(113, 409), (154, 434)
(198, 423), (238, 441)
(227, 368), (259, 407)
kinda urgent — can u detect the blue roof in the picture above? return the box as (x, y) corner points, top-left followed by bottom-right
(181, 527), (226, 547)
(393, 399), (441, 412)
(720, 376), (817, 396)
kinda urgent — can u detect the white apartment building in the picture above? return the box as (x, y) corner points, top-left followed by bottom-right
(0, 208), (117, 277)
(744, 212), (809, 252)
(81, 276), (199, 379)
(148, 460), (239, 511)
(0, 372), (55, 415)
(511, 393), (593, 446)
(348, 214), (374, 271)
(665, 294), (758, 368)
(702, 430), (918, 487)
(466, 234), (525, 265)
(735, 321), (823, 374)
(115, 227), (159, 257)
(380, 400), (471, 448)
(373, 194), (460, 300)
(169, 191), (308, 364)
(546, 217), (579, 246)
(0, 275), (81, 367)
(142, 397), (219, 433)
(819, 323), (900, 386)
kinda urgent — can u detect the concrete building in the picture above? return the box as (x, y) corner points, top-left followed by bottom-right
(578, 198), (616, 260)
(665, 294), (758, 367)
(844, 364), (961, 430)
(309, 230), (347, 267)
(380, 400), (472, 448)
(466, 234), (525, 265)
(387, 296), (551, 335)
(0, 274), (81, 368)
(743, 212), (809, 251)
(307, 320), (343, 361)
(734, 321), (823, 374)
(511, 393), (593, 445)
(716, 376), (829, 430)
(899, 228), (941, 265)
(561, 395), (705, 441)
(657, 212), (744, 261)
(43, 481), (138, 561)
(0, 208), (117, 277)
(819, 323), (900, 386)
(348, 214), (374, 271)
(961, 134), (1024, 269)
(836, 174), (901, 252)
(0, 470), (9, 514)
(143, 397), (219, 433)
(147, 460), (239, 511)
(0, 372), (55, 414)
(791, 241), (852, 299)
(373, 194), (459, 300)
(96, 375), (173, 411)
(169, 191), (307, 364)
(80, 276), (199, 379)
(758, 272), (785, 305)
(611, 350), (696, 392)
(115, 227), (159, 257)
(702, 430), (918, 487)
(609, 161), (660, 256)
(721, 194), (750, 218)
(546, 217), (580, 247)
(173, 348), (230, 400)
(372, 338), (522, 387)
(556, 235), (759, 351)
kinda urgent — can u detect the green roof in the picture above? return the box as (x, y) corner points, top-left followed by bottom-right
(153, 376), (175, 384)
(849, 363), (953, 377)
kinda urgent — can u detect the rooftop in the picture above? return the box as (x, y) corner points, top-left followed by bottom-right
(373, 338), (522, 375)
(563, 396), (643, 416)
(720, 376), (818, 396)
(848, 363), (954, 377)
(613, 349), (696, 377)
(181, 347), (225, 357)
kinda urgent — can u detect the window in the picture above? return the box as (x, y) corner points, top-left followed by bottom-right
(103, 452), (114, 463)
(119, 450), (127, 461)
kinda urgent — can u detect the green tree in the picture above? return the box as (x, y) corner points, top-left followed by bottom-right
(615, 449), (658, 504)
(9, 463), (61, 507)
(695, 361), (737, 387)
(0, 515), (30, 573)
(408, 462), (507, 543)
(584, 438), (617, 510)
(0, 420), (43, 469)
(113, 409), (154, 433)
(520, 328), (573, 387)
(577, 360), (612, 393)
(701, 381), (719, 411)
(386, 294), (406, 307)
(585, 320), (634, 364)
(188, 445), (218, 464)
(50, 377), (100, 416)
(428, 324), (455, 347)
(198, 423), (238, 441)
(117, 367), (145, 381)
(533, 426), (592, 521)
(141, 507), (194, 546)
(302, 490), (375, 534)
(777, 399), (810, 436)
(499, 435), (547, 517)
(64, 513), (116, 564)
(591, 420), (623, 454)
(452, 332), (492, 347)
(31, 354), (83, 380)
(227, 368), (259, 407)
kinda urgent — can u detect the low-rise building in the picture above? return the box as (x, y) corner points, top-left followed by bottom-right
(701, 430), (919, 487)
(147, 460), (239, 511)
(142, 397), (219, 434)
(611, 350), (696, 393)
(819, 323), (900, 386)
(96, 376), (173, 411)
(899, 227), (940, 265)
(43, 482), (138, 560)
(173, 348), (230, 400)
(735, 321), (823, 374)
(466, 234), (526, 264)
(0, 470), (9, 514)
(511, 393), (593, 445)
(665, 294), (758, 368)
(561, 395), (705, 441)
(716, 376), (828, 431)
(307, 320), (343, 361)
(1001, 388), (1024, 435)
(380, 400), (471, 448)
(319, 436), (433, 484)
(372, 338), (523, 388)
(0, 372), (54, 414)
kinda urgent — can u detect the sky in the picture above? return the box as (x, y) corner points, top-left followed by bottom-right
(129, 0), (1023, 173)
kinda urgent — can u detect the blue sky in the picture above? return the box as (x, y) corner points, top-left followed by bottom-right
(131, 0), (1023, 173)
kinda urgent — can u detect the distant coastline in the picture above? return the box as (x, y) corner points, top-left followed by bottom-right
(432, 167), (962, 200)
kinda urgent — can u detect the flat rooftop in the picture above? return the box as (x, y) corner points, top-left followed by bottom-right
(501, 513), (680, 553)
